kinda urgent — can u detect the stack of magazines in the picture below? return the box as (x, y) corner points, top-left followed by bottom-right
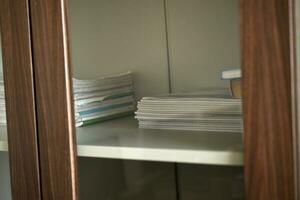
(135, 93), (242, 133)
(73, 72), (136, 127)
(0, 77), (5, 125)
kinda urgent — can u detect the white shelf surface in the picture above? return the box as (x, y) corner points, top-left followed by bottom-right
(0, 118), (244, 166)
(77, 117), (244, 166)
(0, 126), (8, 152)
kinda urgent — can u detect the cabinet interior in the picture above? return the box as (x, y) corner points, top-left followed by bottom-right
(70, 0), (243, 199)
(0, 152), (11, 200)
(0, 0), (244, 199)
(0, 30), (11, 200)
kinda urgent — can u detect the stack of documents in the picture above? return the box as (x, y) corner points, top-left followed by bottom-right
(135, 93), (243, 133)
(73, 72), (136, 127)
(0, 77), (6, 125)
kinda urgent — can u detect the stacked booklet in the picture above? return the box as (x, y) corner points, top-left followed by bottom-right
(135, 92), (242, 133)
(0, 77), (6, 125)
(73, 72), (136, 127)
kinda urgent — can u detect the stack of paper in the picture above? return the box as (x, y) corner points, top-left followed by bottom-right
(0, 77), (6, 125)
(73, 72), (136, 127)
(135, 93), (243, 133)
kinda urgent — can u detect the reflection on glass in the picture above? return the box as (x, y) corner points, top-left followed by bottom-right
(0, 31), (12, 200)
(70, 0), (244, 199)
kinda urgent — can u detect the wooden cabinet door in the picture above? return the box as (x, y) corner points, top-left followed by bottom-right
(29, 0), (78, 199)
(241, 0), (297, 199)
(0, 0), (41, 199)
(28, 0), (298, 199)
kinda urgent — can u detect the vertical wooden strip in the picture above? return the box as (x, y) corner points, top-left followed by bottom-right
(0, 0), (41, 199)
(29, 0), (78, 199)
(289, 0), (299, 198)
(241, 0), (296, 199)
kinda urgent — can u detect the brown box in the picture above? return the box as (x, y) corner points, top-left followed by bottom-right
(230, 79), (242, 98)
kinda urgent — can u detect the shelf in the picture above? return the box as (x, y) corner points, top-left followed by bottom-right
(0, 119), (244, 166)
(0, 126), (8, 152)
(77, 117), (244, 166)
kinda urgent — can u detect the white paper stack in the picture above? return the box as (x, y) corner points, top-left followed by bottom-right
(135, 93), (243, 133)
(0, 77), (6, 125)
(73, 72), (136, 127)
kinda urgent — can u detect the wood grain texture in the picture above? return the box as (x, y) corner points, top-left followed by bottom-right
(0, 0), (41, 199)
(241, 0), (296, 199)
(289, 0), (299, 198)
(29, 0), (78, 199)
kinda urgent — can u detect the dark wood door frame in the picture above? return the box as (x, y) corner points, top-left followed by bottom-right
(27, 0), (299, 199)
(0, 0), (41, 199)
(291, 0), (300, 198)
(29, 0), (79, 199)
(241, 0), (297, 199)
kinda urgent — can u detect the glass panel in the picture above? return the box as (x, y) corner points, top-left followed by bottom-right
(0, 30), (12, 199)
(70, 0), (244, 199)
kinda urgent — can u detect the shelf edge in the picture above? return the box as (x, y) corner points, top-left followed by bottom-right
(77, 145), (244, 166)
